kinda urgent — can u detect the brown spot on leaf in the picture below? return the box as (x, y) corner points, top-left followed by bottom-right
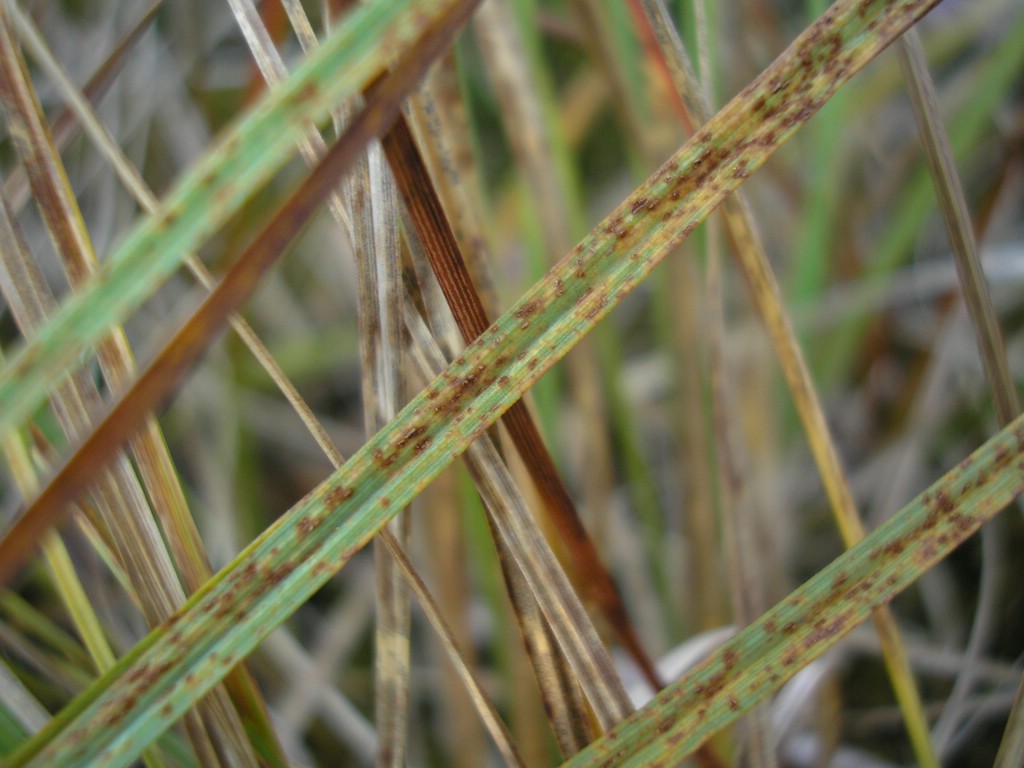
(327, 485), (354, 506)
(297, 516), (322, 539)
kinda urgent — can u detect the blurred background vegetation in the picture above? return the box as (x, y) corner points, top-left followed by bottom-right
(1, 0), (1023, 766)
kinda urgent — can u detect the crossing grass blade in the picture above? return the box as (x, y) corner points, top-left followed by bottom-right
(0, 0), (483, 587)
(0, 0), (472, 443)
(563, 411), (1024, 766)
(1, 0), (954, 765)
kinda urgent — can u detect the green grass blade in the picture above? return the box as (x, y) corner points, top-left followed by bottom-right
(0, 0), (464, 442)
(6, 0), (944, 764)
(562, 411), (1024, 766)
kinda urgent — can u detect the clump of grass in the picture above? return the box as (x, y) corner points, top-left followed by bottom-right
(1, 1), (1023, 766)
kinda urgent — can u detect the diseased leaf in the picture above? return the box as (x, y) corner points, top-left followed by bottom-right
(0, 0), (468, 442)
(563, 414), (1024, 766)
(4, 1), (950, 765)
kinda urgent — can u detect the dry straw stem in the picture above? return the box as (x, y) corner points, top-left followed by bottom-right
(1, 0), (1018, 765)
(896, 25), (1022, 762)
(2, 0), (964, 764)
(632, 2), (938, 762)
(0, 0), (483, 586)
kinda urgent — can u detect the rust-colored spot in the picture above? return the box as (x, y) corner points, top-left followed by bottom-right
(373, 448), (396, 468)
(723, 649), (739, 670)
(514, 298), (543, 320)
(267, 562), (295, 585)
(782, 622), (798, 634)
(728, 695), (739, 711)
(396, 424), (427, 448)
(935, 489), (955, 514)
(584, 294), (608, 322)
(413, 437), (433, 454)
(803, 618), (845, 649)
(381, 497), (391, 507)
(950, 513), (974, 533)
(883, 538), (907, 556)
(631, 197), (649, 214)
(327, 485), (354, 506)
(297, 516), (322, 539)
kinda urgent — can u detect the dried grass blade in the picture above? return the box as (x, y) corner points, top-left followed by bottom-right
(896, 27), (1022, 760)
(0, 0), (467, 441)
(632, 2), (939, 763)
(561, 412), (1024, 766)
(375, 527), (525, 766)
(382, 113), (662, 690)
(404, 307), (633, 732)
(896, 29), (1019, 425)
(1, 0), (161, 213)
(347, 137), (411, 768)
(0, 374), (119, 741)
(400, 220), (600, 753)
(0, 0), (481, 587)
(5, 1), (946, 763)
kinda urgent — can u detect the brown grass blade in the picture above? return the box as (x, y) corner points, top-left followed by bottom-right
(0, 0), (479, 588)
(399, 210), (601, 754)
(383, 112), (664, 692)
(403, 307), (635, 729)
(0, 14), (261, 763)
(409, 54), (502, 318)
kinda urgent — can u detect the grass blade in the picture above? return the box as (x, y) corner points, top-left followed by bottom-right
(0, 0), (468, 442)
(0, 0), (481, 586)
(563, 411), (1024, 766)
(632, 2), (940, 762)
(383, 112), (661, 690)
(5, 0), (950, 763)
